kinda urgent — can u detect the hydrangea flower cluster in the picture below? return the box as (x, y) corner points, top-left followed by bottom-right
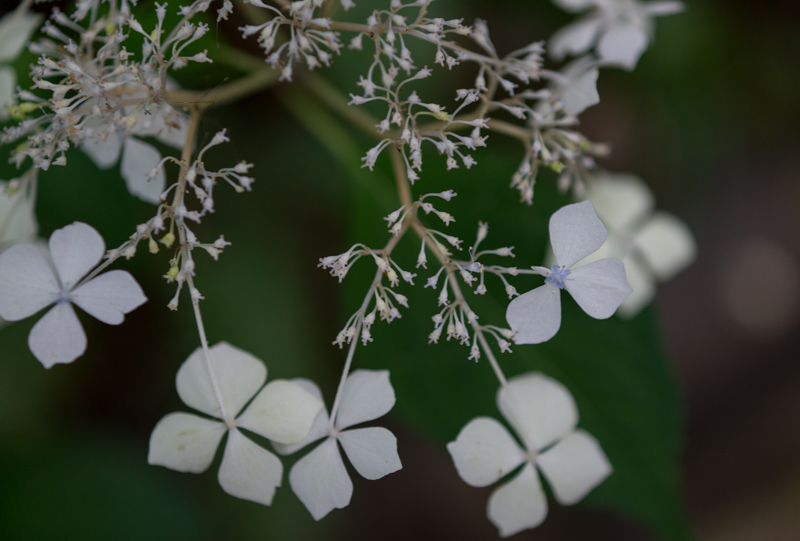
(0, 0), (692, 537)
(1, 1), (208, 172)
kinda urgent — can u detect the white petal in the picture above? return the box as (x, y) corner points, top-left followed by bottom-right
(0, 9), (42, 63)
(584, 172), (654, 232)
(121, 138), (165, 204)
(0, 180), (39, 249)
(642, 1), (685, 16)
(597, 23), (649, 71)
(339, 427), (402, 480)
(0, 67), (15, 120)
(487, 464), (548, 538)
(617, 255), (656, 318)
(147, 412), (226, 473)
(551, 0), (597, 12)
(81, 133), (123, 169)
(49, 222), (105, 291)
(177, 341), (267, 420)
(218, 428), (283, 505)
(238, 380), (323, 444)
(335, 369), (395, 430)
(70, 270), (147, 324)
(565, 258), (633, 319)
(549, 18), (603, 60)
(550, 201), (608, 269)
(506, 283), (562, 345)
(497, 373), (578, 452)
(635, 212), (696, 282)
(0, 244), (58, 320)
(571, 232), (625, 269)
(536, 429), (612, 505)
(446, 417), (525, 487)
(132, 105), (189, 149)
(561, 68), (600, 116)
(154, 115), (189, 148)
(28, 303), (87, 368)
(289, 438), (352, 520)
(272, 378), (330, 455)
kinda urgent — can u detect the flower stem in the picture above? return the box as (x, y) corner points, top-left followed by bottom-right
(302, 73), (384, 139)
(327, 318), (360, 430)
(326, 224), (408, 428)
(171, 107), (230, 423)
(165, 65), (279, 110)
(186, 273), (230, 423)
(171, 108), (203, 208)
(477, 330), (510, 389)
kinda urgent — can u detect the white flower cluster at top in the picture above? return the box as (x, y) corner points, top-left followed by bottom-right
(240, 0), (343, 81)
(0, 0), (695, 537)
(2, 0), (212, 171)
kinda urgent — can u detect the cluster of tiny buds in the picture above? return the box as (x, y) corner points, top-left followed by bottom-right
(355, 86), (488, 183)
(428, 296), (515, 362)
(384, 190), (457, 237)
(332, 283), (410, 349)
(428, 301), (476, 346)
(3, 1), (216, 170)
(155, 131), (253, 223)
(163, 233), (231, 311)
(499, 74), (611, 204)
(318, 243), (418, 287)
(420, 221), (516, 297)
(240, 0), (343, 81)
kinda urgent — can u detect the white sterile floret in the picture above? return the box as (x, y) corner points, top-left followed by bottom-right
(0, 7), (43, 120)
(506, 201), (632, 344)
(447, 372), (612, 537)
(0, 179), (38, 252)
(273, 370), (402, 520)
(81, 105), (189, 204)
(148, 342), (323, 505)
(0, 176), (39, 329)
(556, 58), (601, 116)
(0, 222), (147, 368)
(549, 0), (684, 70)
(580, 172), (696, 316)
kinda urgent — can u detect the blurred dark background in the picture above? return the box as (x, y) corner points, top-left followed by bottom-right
(1, 0), (799, 539)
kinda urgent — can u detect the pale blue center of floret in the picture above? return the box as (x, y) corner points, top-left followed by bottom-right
(545, 264), (570, 289)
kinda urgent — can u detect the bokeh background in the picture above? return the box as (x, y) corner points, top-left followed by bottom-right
(1, 0), (799, 539)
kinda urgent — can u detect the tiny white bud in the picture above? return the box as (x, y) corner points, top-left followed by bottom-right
(469, 344), (480, 362)
(428, 325), (443, 344)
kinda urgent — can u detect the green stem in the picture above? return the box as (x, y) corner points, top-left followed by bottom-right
(166, 66), (279, 110)
(277, 85), (395, 212)
(302, 73), (384, 139)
